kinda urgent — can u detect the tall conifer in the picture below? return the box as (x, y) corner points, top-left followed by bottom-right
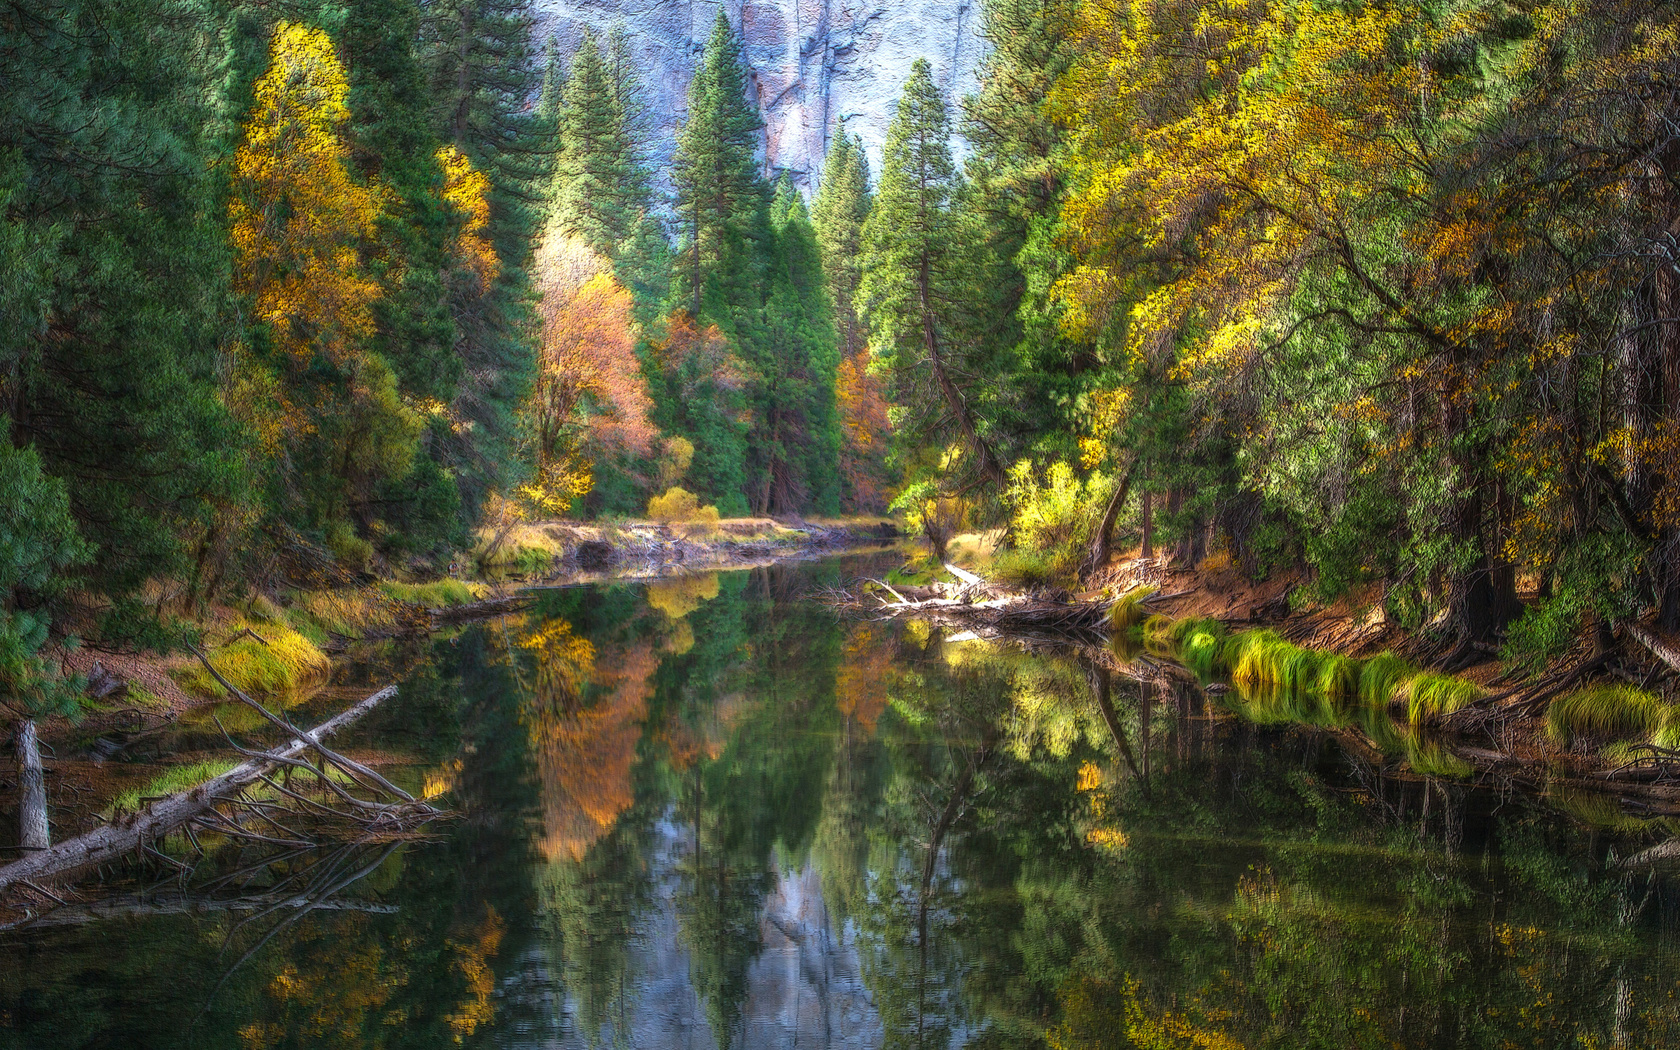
(670, 11), (768, 323)
(861, 59), (1008, 489)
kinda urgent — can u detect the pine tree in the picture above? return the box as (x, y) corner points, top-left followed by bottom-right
(812, 124), (873, 364)
(549, 31), (643, 256)
(0, 0), (249, 610)
(813, 126), (890, 511)
(961, 0), (1085, 462)
(755, 179), (842, 515)
(419, 0), (545, 518)
(861, 59), (1007, 490)
(670, 11), (769, 323)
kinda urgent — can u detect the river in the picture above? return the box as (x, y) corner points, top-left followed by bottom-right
(3, 552), (1679, 1048)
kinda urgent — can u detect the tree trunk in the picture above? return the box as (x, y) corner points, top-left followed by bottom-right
(17, 720), (47, 852)
(1084, 458), (1137, 577)
(1140, 489), (1154, 557)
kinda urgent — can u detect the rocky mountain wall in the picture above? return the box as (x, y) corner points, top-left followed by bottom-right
(533, 0), (985, 195)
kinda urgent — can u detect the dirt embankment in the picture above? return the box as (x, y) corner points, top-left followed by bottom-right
(864, 545), (1680, 808)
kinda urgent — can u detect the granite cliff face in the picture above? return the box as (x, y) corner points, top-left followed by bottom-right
(534, 0), (985, 194)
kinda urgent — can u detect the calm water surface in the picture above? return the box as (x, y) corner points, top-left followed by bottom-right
(5, 553), (1680, 1048)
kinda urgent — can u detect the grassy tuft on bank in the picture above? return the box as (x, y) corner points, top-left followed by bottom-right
(1546, 684), (1667, 747)
(174, 620), (330, 699)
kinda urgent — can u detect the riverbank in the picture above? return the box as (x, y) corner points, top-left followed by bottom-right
(857, 544), (1680, 801)
(12, 517), (901, 847)
(473, 516), (899, 581)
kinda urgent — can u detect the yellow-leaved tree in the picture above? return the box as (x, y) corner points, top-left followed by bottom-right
(229, 22), (420, 538)
(230, 22), (382, 379)
(436, 144), (499, 289)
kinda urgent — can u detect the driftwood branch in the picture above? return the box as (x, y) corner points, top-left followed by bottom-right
(1626, 622), (1680, 677)
(0, 685), (400, 892)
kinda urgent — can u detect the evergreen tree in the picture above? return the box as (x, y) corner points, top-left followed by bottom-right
(344, 0), (469, 554)
(812, 124), (873, 364)
(670, 11), (769, 323)
(961, 0), (1087, 465)
(544, 26), (666, 320)
(419, 0), (545, 519)
(757, 180), (842, 515)
(1, 0), (249, 611)
(861, 59), (1008, 491)
(549, 31), (643, 256)
(813, 125), (892, 512)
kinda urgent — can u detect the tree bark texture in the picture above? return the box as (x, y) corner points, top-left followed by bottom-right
(17, 720), (48, 852)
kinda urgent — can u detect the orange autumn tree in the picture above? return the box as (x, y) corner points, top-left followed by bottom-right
(525, 234), (657, 515)
(836, 348), (891, 513)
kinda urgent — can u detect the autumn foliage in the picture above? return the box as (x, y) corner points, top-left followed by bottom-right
(527, 234), (657, 515)
(230, 22), (381, 377)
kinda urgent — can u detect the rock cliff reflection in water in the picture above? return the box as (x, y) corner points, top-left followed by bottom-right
(5, 554), (1680, 1049)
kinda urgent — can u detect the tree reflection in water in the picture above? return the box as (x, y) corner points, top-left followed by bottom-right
(4, 556), (1680, 1048)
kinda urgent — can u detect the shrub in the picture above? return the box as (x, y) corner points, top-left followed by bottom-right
(991, 548), (1064, 590)
(324, 519), (373, 570)
(1546, 684), (1667, 747)
(648, 486), (721, 523)
(1007, 461), (1106, 553)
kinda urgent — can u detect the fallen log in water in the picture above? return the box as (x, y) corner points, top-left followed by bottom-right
(838, 582), (1114, 637)
(428, 593), (531, 627)
(0, 684), (400, 892)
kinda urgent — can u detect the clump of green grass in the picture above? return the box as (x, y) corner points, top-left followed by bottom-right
(1223, 630), (1350, 696)
(1358, 651), (1416, 710)
(1546, 684), (1666, 747)
(1396, 672), (1483, 723)
(1165, 617), (1229, 680)
(1107, 586), (1157, 630)
(174, 624), (330, 699)
(109, 759), (238, 814)
(1314, 653), (1362, 700)
(1653, 707), (1680, 751)
(991, 547), (1077, 591)
(380, 578), (478, 607)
